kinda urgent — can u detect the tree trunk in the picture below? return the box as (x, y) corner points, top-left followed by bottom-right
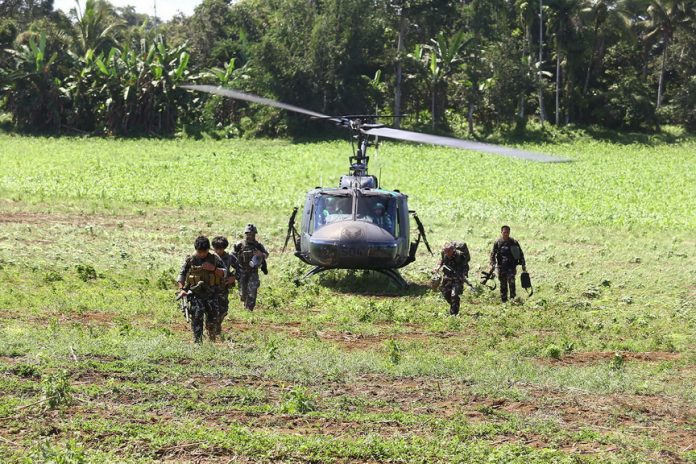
(656, 36), (669, 109)
(538, 0), (546, 126)
(519, 21), (533, 120)
(393, 11), (406, 129)
(555, 43), (561, 126)
(583, 21), (600, 95)
(431, 83), (436, 131)
(467, 98), (475, 136)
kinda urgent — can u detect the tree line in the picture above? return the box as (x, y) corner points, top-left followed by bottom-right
(0, 0), (694, 137)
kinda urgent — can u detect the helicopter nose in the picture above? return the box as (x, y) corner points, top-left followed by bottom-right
(309, 221), (398, 268)
(312, 221), (394, 243)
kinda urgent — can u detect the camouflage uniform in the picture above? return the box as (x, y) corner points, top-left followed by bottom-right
(489, 237), (525, 302)
(177, 252), (225, 343)
(215, 250), (238, 333)
(234, 239), (268, 311)
(439, 243), (470, 315)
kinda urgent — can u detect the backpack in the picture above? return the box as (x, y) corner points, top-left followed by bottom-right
(453, 242), (470, 264)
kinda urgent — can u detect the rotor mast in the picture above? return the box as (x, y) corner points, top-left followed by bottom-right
(341, 119), (379, 189)
(349, 121), (371, 177)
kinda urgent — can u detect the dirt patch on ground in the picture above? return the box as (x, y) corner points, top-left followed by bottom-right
(2, 367), (694, 462)
(313, 329), (461, 350)
(0, 208), (185, 233)
(543, 351), (681, 365)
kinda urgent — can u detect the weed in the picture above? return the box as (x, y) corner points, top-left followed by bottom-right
(611, 353), (625, 371)
(43, 271), (64, 283)
(280, 386), (317, 414)
(385, 339), (402, 365)
(266, 339), (280, 360)
(41, 371), (73, 410)
(75, 264), (97, 281)
(28, 439), (87, 464)
(544, 344), (562, 360)
(10, 363), (41, 378)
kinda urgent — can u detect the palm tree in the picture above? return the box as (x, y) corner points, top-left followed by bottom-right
(515, 0), (537, 121)
(424, 30), (470, 130)
(642, 0), (695, 108)
(73, 0), (123, 56)
(3, 32), (63, 131)
(580, 0), (631, 95)
(546, 0), (586, 124)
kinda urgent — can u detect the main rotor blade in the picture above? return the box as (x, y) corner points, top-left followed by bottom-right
(181, 85), (337, 121)
(364, 127), (571, 163)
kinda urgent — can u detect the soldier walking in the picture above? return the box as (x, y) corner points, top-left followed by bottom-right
(212, 235), (237, 338)
(433, 241), (471, 315)
(488, 225), (526, 303)
(177, 236), (226, 343)
(234, 224), (269, 311)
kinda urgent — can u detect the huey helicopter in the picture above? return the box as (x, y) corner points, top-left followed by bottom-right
(182, 85), (569, 288)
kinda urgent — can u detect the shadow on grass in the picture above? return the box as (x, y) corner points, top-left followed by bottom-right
(312, 269), (430, 297)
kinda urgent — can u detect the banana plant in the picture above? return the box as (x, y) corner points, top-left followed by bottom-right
(2, 32), (63, 131)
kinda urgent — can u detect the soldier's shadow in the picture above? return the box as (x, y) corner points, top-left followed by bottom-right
(316, 270), (431, 297)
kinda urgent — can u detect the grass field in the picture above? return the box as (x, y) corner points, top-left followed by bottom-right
(0, 131), (694, 463)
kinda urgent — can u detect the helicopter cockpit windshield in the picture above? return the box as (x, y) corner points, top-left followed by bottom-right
(314, 194), (353, 229)
(313, 193), (398, 237)
(357, 196), (397, 235)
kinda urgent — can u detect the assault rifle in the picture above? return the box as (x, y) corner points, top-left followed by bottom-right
(480, 270), (497, 290)
(282, 207), (299, 253)
(442, 265), (475, 291)
(175, 290), (192, 322)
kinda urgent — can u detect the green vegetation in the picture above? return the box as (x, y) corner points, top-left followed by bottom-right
(1, 0), (695, 136)
(0, 134), (694, 462)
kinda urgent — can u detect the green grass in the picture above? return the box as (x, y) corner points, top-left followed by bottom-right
(0, 133), (694, 463)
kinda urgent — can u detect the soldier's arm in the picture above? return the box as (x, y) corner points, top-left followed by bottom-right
(257, 243), (269, 259)
(176, 257), (191, 289)
(517, 241), (527, 269)
(213, 256), (225, 277)
(229, 255), (239, 277)
(489, 242), (498, 268)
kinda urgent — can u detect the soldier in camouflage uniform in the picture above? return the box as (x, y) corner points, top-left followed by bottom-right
(370, 202), (393, 232)
(489, 225), (526, 303)
(433, 241), (471, 315)
(233, 224), (269, 311)
(177, 236), (226, 343)
(212, 235), (238, 338)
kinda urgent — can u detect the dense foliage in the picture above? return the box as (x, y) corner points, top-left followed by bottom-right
(0, 0), (694, 135)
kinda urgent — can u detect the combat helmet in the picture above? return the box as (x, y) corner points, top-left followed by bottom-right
(244, 223), (258, 234)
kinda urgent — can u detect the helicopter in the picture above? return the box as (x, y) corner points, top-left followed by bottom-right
(182, 85), (570, 288)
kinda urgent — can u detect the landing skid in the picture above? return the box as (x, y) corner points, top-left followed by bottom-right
(294, 266), (409, 289)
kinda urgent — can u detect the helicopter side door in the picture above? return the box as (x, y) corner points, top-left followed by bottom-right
(300, 192), (315, 253)
(395, 196), (410, 266)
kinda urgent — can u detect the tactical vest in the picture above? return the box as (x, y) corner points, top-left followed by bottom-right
(186, 265), (222, 287)
(497, 239), (520, 268)
(238, 241), (261, 271)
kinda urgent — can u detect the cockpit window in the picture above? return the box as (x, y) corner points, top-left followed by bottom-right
(313, 194), (352, 231)
(357, 196), (396, 236)
(313, 193), (397, 237)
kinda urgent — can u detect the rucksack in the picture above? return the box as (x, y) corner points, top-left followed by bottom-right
(453, 242), (470, 263)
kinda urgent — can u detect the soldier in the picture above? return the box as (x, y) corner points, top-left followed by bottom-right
(233, 224), (269, 311)
(433, 241), (471, 315)
(212, 235), (238, 338)
(371, 202), (393, 231)
(488, 225), (526, 303)
(176, 236), (226, 343)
